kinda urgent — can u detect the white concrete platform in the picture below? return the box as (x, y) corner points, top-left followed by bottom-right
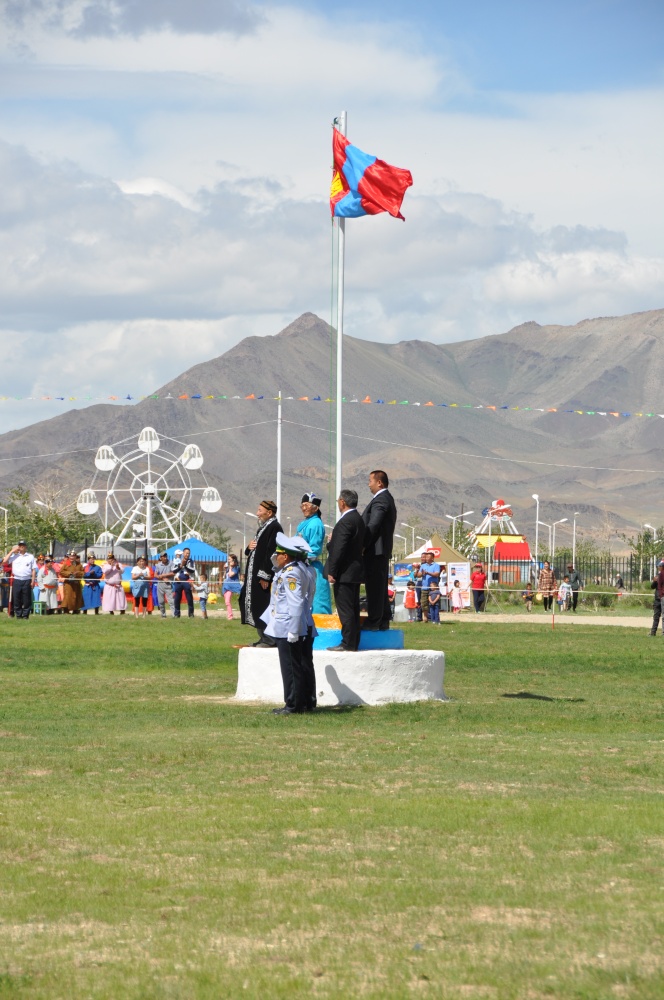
(234, 648), (446, 706)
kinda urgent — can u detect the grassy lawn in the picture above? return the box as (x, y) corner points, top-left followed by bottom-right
(0, 615), (662, 999)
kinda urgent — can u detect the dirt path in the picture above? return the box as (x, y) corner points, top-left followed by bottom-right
(449, 613), (652, 628)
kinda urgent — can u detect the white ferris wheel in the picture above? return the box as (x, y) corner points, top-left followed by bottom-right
(76, 426), (222, 547)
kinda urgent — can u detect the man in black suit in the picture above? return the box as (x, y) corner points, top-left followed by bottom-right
(361, 469), (397, 631)
(324, 489), (365, 652)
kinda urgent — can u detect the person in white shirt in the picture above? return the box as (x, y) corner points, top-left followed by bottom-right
(4, 540), (37, 619)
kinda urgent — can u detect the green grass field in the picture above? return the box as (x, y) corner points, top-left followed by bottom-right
(1, 615), (662, 999)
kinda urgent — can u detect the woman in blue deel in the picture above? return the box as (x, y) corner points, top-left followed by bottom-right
(296, 492), (332, 615)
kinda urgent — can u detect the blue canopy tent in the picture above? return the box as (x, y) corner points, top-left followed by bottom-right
(162, 539), (228, 563)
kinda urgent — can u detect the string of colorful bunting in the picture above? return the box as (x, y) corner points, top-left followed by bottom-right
(0, 393), (661, 417)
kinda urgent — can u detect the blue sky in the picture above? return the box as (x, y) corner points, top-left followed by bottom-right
(318, 0), (664, 91)
(0, 0), (662, 432)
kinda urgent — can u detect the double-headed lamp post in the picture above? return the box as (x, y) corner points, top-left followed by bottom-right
(445, 511), (474, 550)
(538, 520), (552, 558)
(552, 518), (568, 561)
(644, 523), (658, 578)
(400, 522), (415, 554)
(235, 510), (248, 552)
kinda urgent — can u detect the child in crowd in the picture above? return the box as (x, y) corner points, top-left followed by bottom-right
(557, 575), (572, 612)
(194, 573), (209, 619)
(404, 580), (418, 622)
(522, 582), (534, 612)
(387, 575), (396, 620)
(428, 582), (441, 623)
(450, 579), (463, 613)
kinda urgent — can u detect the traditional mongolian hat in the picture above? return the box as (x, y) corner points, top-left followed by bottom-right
(300, 492), (322, 507)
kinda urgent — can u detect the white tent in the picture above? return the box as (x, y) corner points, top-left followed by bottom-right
(405, 539), (433, 560)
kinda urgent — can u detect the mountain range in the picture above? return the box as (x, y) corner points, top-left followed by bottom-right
(1, 308), (663, 551)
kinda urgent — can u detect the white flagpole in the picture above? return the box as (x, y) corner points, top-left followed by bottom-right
(276, 389), (282, 522)
(335, 110), (347, 517)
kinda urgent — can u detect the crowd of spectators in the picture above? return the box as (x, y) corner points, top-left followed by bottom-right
(0, 543), (237, 620)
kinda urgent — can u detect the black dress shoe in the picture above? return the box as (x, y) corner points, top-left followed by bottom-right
(271, 706), (296, 715)
(327, 643), (347, 652)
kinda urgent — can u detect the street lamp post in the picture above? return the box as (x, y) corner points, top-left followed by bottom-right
(394, 533), (407, 558)
(445, 511), (474, 550)
(644, 523), (658, 579)
(34, 499), (55, 553)
(532, 494), (540, 569)
(0, 504), (8, 552)
(400, 522), (415, 554)
(552, 518), (568, 561)
(572, 512), (580, 567)
(235, 510), (248, 553)
(538, 520), (552, 559)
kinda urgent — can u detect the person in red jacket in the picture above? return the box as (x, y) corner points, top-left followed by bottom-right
(470, 563), (487, 613)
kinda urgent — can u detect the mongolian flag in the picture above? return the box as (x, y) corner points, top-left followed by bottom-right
(330, 129), (413, 220)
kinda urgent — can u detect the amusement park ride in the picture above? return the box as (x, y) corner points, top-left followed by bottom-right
(466, 499), (532, 580)
(75, 427), (222, 549)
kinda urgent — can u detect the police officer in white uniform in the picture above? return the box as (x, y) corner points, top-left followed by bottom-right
(260, 533), (317, 714)
(4, 540), (38, 619)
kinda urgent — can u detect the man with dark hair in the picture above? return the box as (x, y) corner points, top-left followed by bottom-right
(3, 541), (37, 619)
(154, 551), (174, 617)
(361, 470), (397, 631)
(417, 551), (441, 622)
(325, 489), (365, 652)
(567, 563), (582, 612)
(171, 546), (195, 618)
(240, 499), (282, 647)
(649, 558), (664, 636)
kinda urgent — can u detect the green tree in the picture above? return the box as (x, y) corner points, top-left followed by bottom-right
(197, 519), (231, 555)
(2, 485), (100, 554)
(623, 527), (664, 582)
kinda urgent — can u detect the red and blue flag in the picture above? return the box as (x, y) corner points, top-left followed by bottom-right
(330, 129), (413, 220)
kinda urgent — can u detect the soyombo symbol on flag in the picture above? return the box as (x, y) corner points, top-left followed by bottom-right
(330, 129), (413, 220)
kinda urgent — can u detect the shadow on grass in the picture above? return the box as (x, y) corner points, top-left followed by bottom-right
(502, 691), (586, 703)
(313, 704), (365, 715)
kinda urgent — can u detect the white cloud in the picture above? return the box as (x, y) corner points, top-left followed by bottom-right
(3, 7), (442, 101)
(2, 0), (261, 37)
(116, 177), (199, 210)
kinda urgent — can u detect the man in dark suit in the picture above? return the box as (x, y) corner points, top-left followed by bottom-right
(324, 489), (365, 652)
(361, 469), (397, 630)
